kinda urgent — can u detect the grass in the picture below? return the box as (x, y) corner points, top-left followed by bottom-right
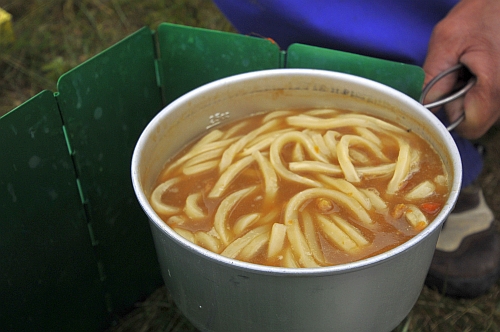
(2, 1), (500, 331)
(0, 0), (233, 115)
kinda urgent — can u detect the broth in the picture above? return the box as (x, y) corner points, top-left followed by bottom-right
(149, 109), (449, 268)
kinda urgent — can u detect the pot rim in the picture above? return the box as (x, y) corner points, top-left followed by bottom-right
(132, 68), (462, 276)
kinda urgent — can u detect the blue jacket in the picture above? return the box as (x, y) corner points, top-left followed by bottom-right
(213, 0), (458, 66)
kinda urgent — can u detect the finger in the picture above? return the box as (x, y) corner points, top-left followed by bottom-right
(422, 68), (459, 110)
(422, 15), (464, 108)
(442, 95), (465, 129)
(454, 54), (500, 139)
(421, 64), (471, 114)
(456, 76), (497, 139)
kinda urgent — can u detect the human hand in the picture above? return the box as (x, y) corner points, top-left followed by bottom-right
(422, 0), (500, 139)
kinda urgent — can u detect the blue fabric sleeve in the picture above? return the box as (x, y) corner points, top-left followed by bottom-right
(212, 0), (482, 187)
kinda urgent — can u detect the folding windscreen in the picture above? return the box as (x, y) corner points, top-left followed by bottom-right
(0, 91), (107, 331)
(56, 27), (164, 320)
(156, 23), (282, 104)
(0, 23), (423, 331)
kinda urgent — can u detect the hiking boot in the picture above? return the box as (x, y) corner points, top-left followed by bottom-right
(425, 185), (500, 298)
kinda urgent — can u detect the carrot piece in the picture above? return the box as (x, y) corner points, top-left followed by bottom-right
(420, 202), (441, 215)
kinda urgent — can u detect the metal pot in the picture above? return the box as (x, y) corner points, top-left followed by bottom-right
(131, 69), (462, 332)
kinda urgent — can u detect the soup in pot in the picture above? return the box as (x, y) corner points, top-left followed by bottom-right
(149, 109), (449, 268)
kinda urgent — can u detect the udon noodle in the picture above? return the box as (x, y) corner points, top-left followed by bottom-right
(150, 109), (449, 267)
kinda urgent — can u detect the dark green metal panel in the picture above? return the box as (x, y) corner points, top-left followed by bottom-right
(157, 23), (282, 104)
(286, 43), (425, 100)
(56, 27), (164, 316)
(0, 90), (107, 331)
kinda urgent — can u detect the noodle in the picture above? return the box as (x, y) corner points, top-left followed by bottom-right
(305, 108), (340, 116)
(173, 227), (195, 243)
(183, 160), (219, 176)
(301, 211), (325, 263)
(255, 208), (280, 226)
(214, 186), (257, 245)
(283, 247), (299, 268)
(270, 131), (325, 187)
(292, 142), (306, 161)
(317, 175), (372, 210)
(221, 224), (271, 258)
(238, 231), (270, 260)
(356, 164), (397, 177)
(285, 188), (373, 226)
(184, 192), (206, 220)
(242, 129), (293, 156)
(221, 120), (249, 140)
(219, 119), (280, 172)
(183, 147), (225, 168)
(263, 110), (294, 123)
(355, 127), (382, 146)
(285, 219), (320, 268)
(404, 204), (428, 229)
(405, 180), (436, 200)
(233, 213), (260, 236)
(193, 129), (224, 148)
(316, 214), (358, 252)
(151, 178), (182, 215)
(323, 130), (340, 158)
(337, 135), (390, 183)
(195, 231), (222, 253)
(286, 113), (407, 134)
(162, 136), (239, 178)
(288, 161), (342, 176)
(306, 130), (332, 158)
(253, 150), (278, 204)
(387, 139), (411, 194)
(360, 188), (388, 212)
(209, 155), (255, 198)
(331, 215), (369, 247)
(268, 222), (287, 259)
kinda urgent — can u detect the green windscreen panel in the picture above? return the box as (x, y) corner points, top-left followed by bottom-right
(0, 91), (107, 331)
(157, 23), (282, 104)
(286, 43), (425, 100)
(56, 27), (163, 315)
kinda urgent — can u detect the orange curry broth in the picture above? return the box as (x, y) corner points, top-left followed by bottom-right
(151, 109), (449, 267)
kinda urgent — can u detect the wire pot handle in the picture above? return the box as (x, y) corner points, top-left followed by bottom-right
(419, 63), (476, 131)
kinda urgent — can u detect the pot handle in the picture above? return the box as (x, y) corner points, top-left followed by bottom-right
(419, 63), (476, 131)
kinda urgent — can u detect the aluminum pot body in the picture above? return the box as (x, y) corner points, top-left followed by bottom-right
(132, 69), (462, 332)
